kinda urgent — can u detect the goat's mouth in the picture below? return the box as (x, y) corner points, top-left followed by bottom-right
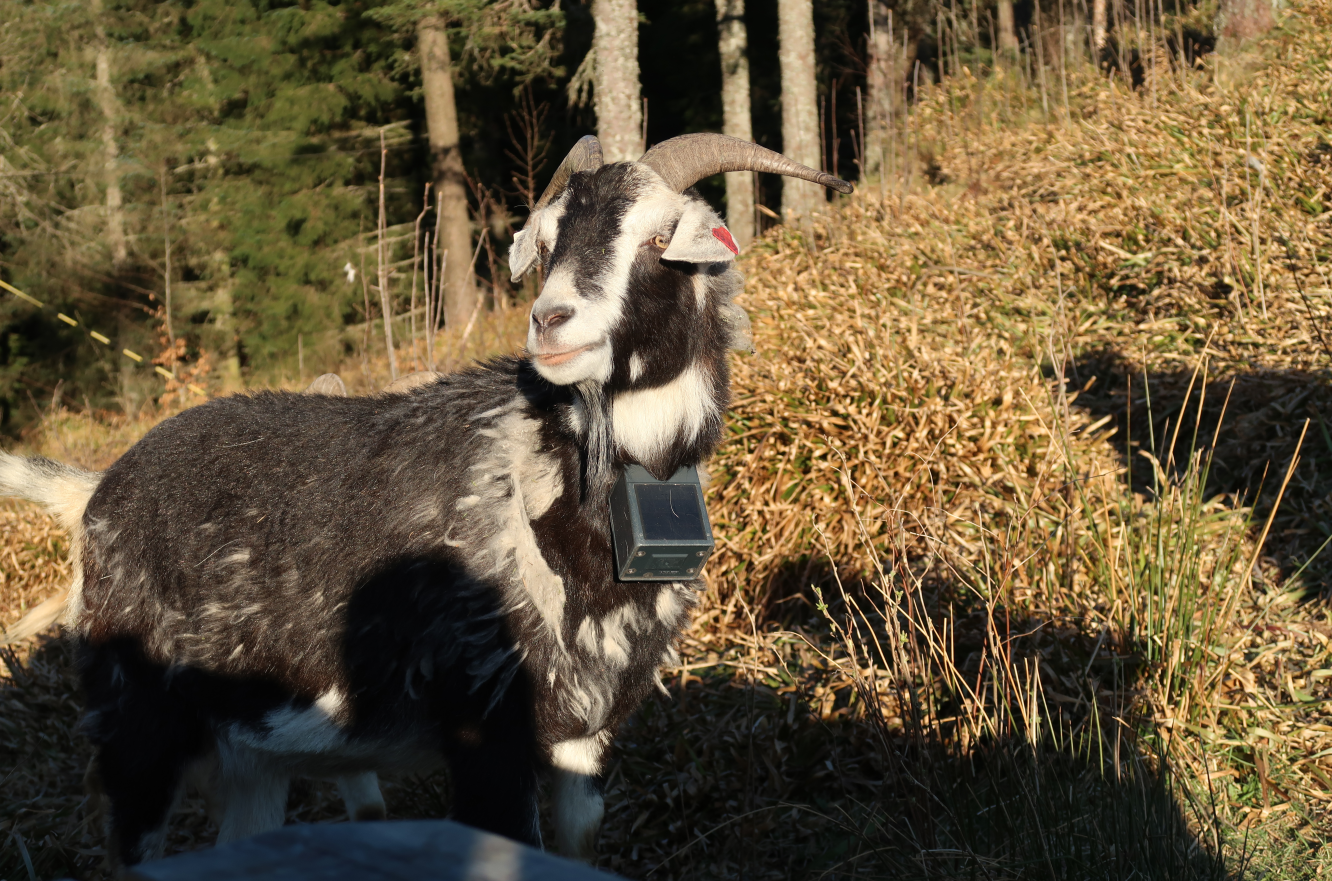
(534, 344), (598, 367)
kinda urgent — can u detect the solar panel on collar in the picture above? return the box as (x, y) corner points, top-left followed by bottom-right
(636, 484), (708, 540)
(610, 465), (715, 581)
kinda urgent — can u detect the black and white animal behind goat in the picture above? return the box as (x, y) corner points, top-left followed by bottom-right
(0, 134), (850, 866)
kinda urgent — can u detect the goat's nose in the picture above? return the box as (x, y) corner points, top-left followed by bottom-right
(532, 303), (573, 332)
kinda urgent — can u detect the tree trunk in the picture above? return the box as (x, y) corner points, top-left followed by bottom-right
(1092, 0), (1108, 53)
(864, 0), (893, 180)
(91, 0), (127, 269)
(376, 131), (398, 381)
(776, 0), (821, 222)
(209, 250), (243, 392)
(715, 0), (755, 248)
(1216, 0), (1274, 41)
(418, 16), (475, 331)
(593, 0), (643, 162)
(997, 0), (1019, 56)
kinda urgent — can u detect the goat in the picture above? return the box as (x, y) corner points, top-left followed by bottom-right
(0, 133), (850, 866)
(0, 372), (428, 830)
(0, 373), (349, 648)
(0, 371), (372, 647)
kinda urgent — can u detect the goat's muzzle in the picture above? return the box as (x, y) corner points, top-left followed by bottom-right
(532, 303), (573, 335)
(534, 344), (598, 367)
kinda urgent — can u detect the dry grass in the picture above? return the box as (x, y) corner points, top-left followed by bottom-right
(607, 3), (1332, 874)
(5, 4), (1332, 877)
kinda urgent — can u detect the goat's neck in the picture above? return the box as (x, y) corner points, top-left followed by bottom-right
(610, 363), (722, 479)
(573, 381), (617, 507)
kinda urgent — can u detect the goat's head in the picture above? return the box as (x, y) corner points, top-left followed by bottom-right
(510, 134), (852, 390)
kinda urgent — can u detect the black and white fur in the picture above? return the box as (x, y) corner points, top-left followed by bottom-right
(0, 160), (752, 866)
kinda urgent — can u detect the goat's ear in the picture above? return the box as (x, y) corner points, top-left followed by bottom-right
(661, 202), (739, 264)
(510, 226), (538, 279)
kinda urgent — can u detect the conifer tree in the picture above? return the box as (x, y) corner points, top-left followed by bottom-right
(1092, 0), (1108, 52)
(998, 0), (1019, 56)
(0, 0), (405, 411)
(865, 0), (894, 181)
(91, 0), (128, 269)
(417, 14), (477, 331)
(373, 1), (564, 328)
(0, 0), (562, 425)
(171, 0), (404, 379)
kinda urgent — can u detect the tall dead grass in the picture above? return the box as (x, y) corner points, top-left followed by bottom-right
(678, 1), (1332, 873)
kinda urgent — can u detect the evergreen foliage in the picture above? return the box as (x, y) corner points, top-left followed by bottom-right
(2, 0), (410, 419)
(0, 0), (863, 431)
(369, 0), (565, 85)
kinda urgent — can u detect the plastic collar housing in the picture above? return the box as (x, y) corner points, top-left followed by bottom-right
(610, 465), (715, 581)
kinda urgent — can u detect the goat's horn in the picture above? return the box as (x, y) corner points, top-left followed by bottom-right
(532, 135), (604, 212)
(639, 133), (853, 195)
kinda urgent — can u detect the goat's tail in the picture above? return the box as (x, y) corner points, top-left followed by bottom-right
(1, 590), (69, 645)
(0, 453), (101, 532)
(0, 453), (102, 645)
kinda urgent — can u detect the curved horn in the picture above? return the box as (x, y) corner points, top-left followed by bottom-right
(532, 135), (603, 213)
(639, 133), (853, 195)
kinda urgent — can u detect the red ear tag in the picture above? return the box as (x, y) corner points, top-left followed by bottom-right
(711, 226), (739, 254)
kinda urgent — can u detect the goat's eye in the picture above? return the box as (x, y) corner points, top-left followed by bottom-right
(650, 235), (669, 250)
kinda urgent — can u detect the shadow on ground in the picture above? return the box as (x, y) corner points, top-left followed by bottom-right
(1, 611), (1238, 881)
(604, 601), (1238, 880)
(0, 637), (459, 881)
(1065, 348), (1332, 596)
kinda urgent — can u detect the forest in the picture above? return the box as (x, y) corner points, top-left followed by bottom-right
(6, 0), (1332, 878)
(0, 0), (881, 427)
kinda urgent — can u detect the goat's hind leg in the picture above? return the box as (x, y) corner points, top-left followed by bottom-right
(80, 642), (209, 866)
(180, 747), (296, 843)
(213, 760), (291, 845)
(553, 769), (604, 858)
(337, 771), (386, 822)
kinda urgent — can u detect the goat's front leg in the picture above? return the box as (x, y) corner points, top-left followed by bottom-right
(550, 732), (611, 859)
(444, 712), (542, 847)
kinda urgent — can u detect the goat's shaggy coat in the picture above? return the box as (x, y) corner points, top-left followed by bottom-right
(0, 138), (846, 866)
(78, 353), (708, 861)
